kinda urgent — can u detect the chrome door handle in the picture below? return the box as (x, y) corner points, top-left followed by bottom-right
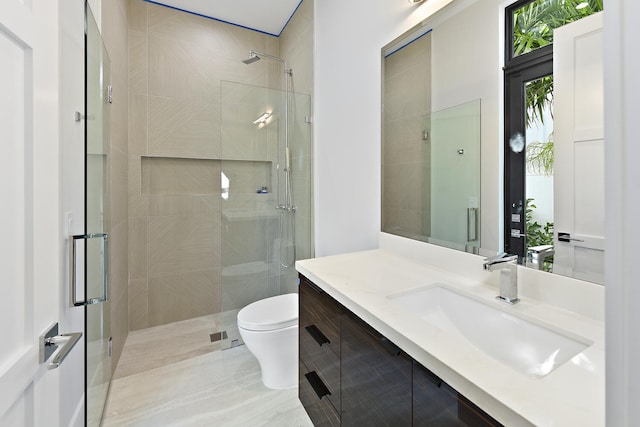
(467, 207), (478, 242)
(71, 233), (108, 306)
(510, 229), (526, 238)
(558, 232), (584, 243)
(40, 323), (82, 370)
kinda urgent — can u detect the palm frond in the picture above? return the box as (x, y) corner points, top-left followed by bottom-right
(526, 135), (554, 176)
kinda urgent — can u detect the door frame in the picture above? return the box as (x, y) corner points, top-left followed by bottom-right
(503, 0), (556, 259)
(503, 51), (553, 259)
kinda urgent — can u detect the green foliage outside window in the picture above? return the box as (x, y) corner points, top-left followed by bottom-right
(525, 198), (554, 247)
(513, 0), (604, 57)
(526, 198), (554, 271)
(514, 0), (603, 126)
(526, 133), (554, 176)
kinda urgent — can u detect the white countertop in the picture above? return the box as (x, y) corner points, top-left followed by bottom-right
(296, 241), (605, 426)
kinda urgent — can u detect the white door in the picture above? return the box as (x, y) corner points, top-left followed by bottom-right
(0, 1), (75, 425)
(553, 12), (605, 284)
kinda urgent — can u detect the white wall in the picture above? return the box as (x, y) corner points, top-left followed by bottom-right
(604, 0), (640, 425)
(314, 0), (455, 256)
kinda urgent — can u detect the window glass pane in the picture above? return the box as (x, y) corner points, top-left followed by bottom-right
(525, 75), (554, 272)
(512, 0), (603, 58)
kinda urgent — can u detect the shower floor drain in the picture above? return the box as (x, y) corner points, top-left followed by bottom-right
(209, 331), (228, 343)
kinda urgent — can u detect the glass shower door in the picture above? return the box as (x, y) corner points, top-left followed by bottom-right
(219, 81), (312, 349)
(428, 100), (481, 253)
(85, 4), (112, 425)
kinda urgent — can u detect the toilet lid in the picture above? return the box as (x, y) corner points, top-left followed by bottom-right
(237, 293), (298, 331)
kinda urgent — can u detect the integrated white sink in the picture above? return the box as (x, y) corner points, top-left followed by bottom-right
(388, 284), (592, 377)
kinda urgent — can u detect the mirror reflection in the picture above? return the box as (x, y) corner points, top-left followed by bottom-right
(381, 0), (604, 284)
(382, 95), (481, 254)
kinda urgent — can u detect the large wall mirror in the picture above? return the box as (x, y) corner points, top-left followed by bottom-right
(381, 0), (604, 285)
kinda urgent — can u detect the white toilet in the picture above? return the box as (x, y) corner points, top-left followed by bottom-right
(237, 293), (298, 389)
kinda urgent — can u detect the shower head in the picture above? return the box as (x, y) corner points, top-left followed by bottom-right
(242, 52), (261, 64)
(242, 50), (290, 75)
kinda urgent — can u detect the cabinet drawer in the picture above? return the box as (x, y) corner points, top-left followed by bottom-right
(299, 358), (340, 427)
(299, 321), (341, 412)
(300, 320), (339, 360)
(299, 275), (342, 332)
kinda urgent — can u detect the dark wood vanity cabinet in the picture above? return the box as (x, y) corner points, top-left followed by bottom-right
(299, 274), (503, 427)
(299, 275), (341, 426)
(341, 309), (413, 426)
(412, 362), (502, 426)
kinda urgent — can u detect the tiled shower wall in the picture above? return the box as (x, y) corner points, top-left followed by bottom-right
(280, 0), (315, 294)
(382, 34), (432, 239)
(127, 0), (314, 330)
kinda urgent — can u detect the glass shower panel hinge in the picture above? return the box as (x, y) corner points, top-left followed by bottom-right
(305, 116), (312, 124)
(107, 85), (113, 104)
(74, 112), (95, 122)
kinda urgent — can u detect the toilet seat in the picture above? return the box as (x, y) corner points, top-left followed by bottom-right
(237, 293), (298, 331)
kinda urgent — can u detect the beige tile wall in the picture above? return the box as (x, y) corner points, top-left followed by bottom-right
(278, 0), (315, 294)
(128, 0), (314, 330)
(382, 34), (432, 240)
(130, 156), (223, 329)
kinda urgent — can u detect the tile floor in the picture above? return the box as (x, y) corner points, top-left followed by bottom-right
(101, 315), (313, 426)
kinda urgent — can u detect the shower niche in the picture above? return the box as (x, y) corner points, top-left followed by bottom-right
(128, 80), (312, 351)
(138, 155), (276, 325)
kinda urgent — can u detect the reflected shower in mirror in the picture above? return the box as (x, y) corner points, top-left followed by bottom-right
(381, 0), (605, 284)
(382, 97), (481, 253)
(381, 17), (481, 255)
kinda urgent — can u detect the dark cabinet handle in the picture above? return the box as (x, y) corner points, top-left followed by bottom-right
(305, 371), (331, 399)
(415, 363), (444, 388)
(306, 324), (330, 346)
(380, 337), (401, 356)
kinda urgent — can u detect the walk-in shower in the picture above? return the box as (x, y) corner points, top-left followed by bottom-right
(215, 51), (311, 350)
(243, 50), (297, 269)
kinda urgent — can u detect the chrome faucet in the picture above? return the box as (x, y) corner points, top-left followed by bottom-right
(483, 253), (519, 304)
(526, 245), (554, 271)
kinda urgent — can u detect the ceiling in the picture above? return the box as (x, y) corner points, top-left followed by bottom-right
(147, 0), (303, 36)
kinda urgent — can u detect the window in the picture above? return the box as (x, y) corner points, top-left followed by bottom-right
(509, 0), (603, 59)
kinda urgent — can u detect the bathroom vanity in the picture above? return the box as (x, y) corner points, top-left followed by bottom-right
(299, 274), (501, 426)
(296, 233), (605, 427)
